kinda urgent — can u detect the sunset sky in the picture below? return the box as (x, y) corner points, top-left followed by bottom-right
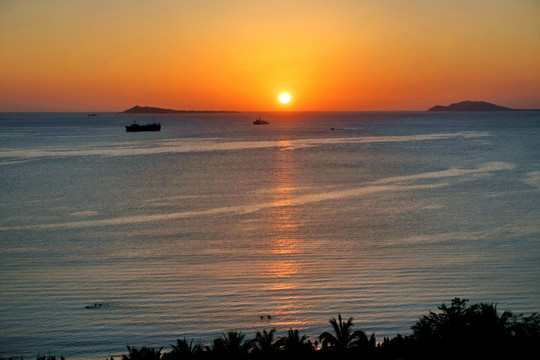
(1, 0), (539, 111)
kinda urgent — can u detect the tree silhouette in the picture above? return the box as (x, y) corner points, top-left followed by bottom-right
(162, 338), (201, 360)
(411, 298), (521, 359)
(211, 331), (252, 355)
(507, 312), (540, 338)
(121, 346), (161, 360)
(318, 313), (368, 351)
(276, 328), (311, 354)
(253, 329), (278, 354)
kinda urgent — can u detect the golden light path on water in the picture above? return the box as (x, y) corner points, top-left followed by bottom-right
(265, 140), (307, 328)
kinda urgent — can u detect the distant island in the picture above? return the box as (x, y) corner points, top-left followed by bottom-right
(428, 101), (513, 112)
(122, 106), (237, 114)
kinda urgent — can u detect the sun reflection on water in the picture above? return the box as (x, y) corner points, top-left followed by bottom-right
(263, 140), (309, 328)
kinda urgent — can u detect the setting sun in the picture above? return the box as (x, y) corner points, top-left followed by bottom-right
(279, 93), (291, 104)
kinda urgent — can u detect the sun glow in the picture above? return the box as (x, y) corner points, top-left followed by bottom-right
(279, 93), (291, 104)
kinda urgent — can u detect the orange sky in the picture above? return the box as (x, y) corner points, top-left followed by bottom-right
(1, 0), (539, 111)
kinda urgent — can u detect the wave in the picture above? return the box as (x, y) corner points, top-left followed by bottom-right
(0, 161), (514, 231)
(0, 131), (490, 162)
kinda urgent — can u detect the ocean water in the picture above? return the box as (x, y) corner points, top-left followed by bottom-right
(0, 111), (539, 359)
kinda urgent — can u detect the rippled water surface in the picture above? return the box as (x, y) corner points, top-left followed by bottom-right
(1, 111), (539, 358)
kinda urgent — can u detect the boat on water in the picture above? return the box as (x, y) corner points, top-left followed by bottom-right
(253, 116), (269, 125)
(125, 120), (161, 132)
(87, 113), (97, 116)
(85, 303), (103, 309)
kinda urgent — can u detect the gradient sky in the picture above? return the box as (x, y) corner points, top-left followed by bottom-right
(1, 0), (539, 111)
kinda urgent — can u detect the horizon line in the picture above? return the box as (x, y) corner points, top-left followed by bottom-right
(2, 109), (540, 113)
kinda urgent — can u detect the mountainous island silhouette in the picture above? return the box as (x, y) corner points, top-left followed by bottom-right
(428, 101), (513, 111)
(122, 106), (237, 114)
(123, 103), (537, 113)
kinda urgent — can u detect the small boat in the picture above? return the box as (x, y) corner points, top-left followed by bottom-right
(85, 303), (103, 309)
(87, 113), (97, 116)
(253, 116), (269, 125)
(125, 120), (161, 132)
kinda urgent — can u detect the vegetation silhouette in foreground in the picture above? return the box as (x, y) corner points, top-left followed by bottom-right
(118, 298), (538, 359)
(318, 313), (370, 351)
(383, 298), (540, 359)
(7, 298), (537, 360)
(276, 328), (312, 354)
(121, 347), (161, 360)
(252, 329), (278, 354)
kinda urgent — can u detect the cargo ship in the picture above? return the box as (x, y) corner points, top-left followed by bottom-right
(125, 120), (161, 132)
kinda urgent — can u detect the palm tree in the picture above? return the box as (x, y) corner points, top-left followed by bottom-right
(213, 330), (252, 355)
(122, 346), (162, 360)
(277, 328), (311, 353)
(318, 313), (368, 350)
(253, 329), (278, 353)
(165, 338), (201, 360)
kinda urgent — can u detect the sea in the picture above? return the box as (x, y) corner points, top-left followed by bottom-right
(0, 111), (539, 359)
